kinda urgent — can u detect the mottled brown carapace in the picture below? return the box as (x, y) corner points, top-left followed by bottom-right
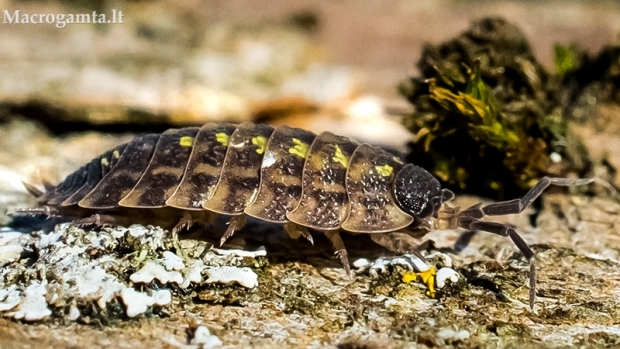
(18, 122), (599, 308)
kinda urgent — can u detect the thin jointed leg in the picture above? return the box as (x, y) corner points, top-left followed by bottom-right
(172, 212), (195, 234)
(283, 222), (314, 245)
(323, 230), (351, 277)
(370, 233), (427, 261)
(72, 213), (132, 227)
(220, 214), (247, 246)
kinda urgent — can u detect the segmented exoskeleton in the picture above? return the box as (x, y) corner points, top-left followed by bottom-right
(15, 121), (607, 308)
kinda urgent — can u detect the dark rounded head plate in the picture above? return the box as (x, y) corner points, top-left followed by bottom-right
(392, 163), (442, 218)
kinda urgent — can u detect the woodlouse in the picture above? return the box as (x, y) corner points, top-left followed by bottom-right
(15, 121), (609, 308)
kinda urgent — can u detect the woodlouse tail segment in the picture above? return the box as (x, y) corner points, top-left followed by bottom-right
(323, 230), (351, 277)
(452, 176), (616, 309)
(22, 181), (45, 199)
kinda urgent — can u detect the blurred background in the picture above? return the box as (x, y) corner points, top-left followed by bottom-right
(1, 0), (620, 216)
(3, 2), (620, 346)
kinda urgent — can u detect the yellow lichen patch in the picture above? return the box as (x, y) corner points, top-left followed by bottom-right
(216, 133), (230, 147)
(112, 150), (120, 159)
(289, 138), (310, 158)
(252, 136), (268, 154)
(332, 145), (349, 168)
(179, 136), (194, 147)
(403, 267), (437, 298)
(101, 157), (109, 166)
(375, 164), (393, 177)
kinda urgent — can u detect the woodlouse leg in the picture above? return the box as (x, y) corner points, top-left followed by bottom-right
(72, 213), (131, 227)
(219, 214), (247, 247)
(171, 212), (196, 259)
(172, 211), (217, 234)
(452, 230), (478, 253)
(172, 212), (195, 234)
(323, 231), (351, 277)
(283, 222), (314, 245)
(171, 230), (186, 259)
(370, 233), (427, 261)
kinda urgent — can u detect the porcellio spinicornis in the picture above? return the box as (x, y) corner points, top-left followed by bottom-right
(15, 121), (610, 308)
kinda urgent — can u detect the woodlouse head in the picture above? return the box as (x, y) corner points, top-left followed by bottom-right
(393, 164), (454, 220)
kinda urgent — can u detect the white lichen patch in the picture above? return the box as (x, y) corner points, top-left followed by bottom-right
(436, 267), (460, 289)
(436, 328), (470, 342)
(120, 288), (172, 318)
(0, 229), (26, 265)
(161, 251), (185, 270)
(0, 284), (21, 311)
(181, 260), (205, 289)
(211, 247), (267, 258)
(131, 261), (184, 285)
(0, 222), (264, 322)
(62, 264), (126, 309)
(205, 266), (258, 288)
(190, 325), (223, 347)
(67, 303), (80, 321)
(125, 224), (167, 250)
(366, 255), (428, 277)
(12, 281), (52, 321)
(365, 253), (461, 290)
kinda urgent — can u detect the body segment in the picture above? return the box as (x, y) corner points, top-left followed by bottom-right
(79, 134), (160, 209)
(203, 122), (275, 215)
(119, 127), (200, 208)
(244, 125), (316, 223)
(341, 144), (413, 233)
(286, 131), (358, 230)
(166, 123), (236, 210)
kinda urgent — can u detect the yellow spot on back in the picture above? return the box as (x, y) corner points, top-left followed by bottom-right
(101, 157), (109, 166)
(375, 164), (393, 177)
(216, 133), (230, 147)
(112, 150), (120, 159)
(251, 136), (268, 154)
(179, 136), (194, 147)
(289, 138), (309, 158)
(332, 145), (349, 168)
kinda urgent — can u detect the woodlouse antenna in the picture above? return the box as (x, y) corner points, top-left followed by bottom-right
(448, 177), (618, 309)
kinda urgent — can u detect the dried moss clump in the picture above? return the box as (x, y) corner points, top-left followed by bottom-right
(400, 17), (578, 199)
(565, 44), (620, 119)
